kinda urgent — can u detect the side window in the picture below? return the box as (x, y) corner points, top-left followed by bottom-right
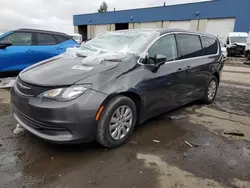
(0, 32), (32, 46)
(201, 36), (218, 55)
(54, 35), (68, 44)
(176, 34), (203, 59)
(148, 34), (177, 62)
(36, 33), (56, 45)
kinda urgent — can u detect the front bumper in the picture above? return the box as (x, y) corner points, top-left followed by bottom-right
(229, 46), (246, 55)
(11, 82), (107, 144)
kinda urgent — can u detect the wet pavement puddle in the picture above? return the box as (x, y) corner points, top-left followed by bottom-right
(1, 81), (250, 187)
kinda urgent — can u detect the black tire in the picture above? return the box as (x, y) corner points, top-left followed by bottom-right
(246, 51), (250, 60)
(227, 49), (231, 57)
(96, 95), (137, 148)
(203, 76), (218, 104)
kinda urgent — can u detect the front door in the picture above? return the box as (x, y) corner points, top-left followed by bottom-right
(144, 34), (189, 118)
(0, 32), (34, 72)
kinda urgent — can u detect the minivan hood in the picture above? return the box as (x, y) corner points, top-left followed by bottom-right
(236, 43), (246, 46)
(19, 54), (121, 87)
(231, 43), (246, 47)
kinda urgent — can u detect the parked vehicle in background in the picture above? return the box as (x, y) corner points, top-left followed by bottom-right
(220, 40), (227, 58)
(226, 32), (248, 57)
(0, 29), (79, 78)
(11, 29), (224, 148)
(70, 33), (82, 44)
(244, 32), (250, 60)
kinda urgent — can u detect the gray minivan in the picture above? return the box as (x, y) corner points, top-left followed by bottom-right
(11, 29), (224, 148)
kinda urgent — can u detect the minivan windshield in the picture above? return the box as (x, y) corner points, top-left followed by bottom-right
(77, 30), (159, 57)
(230, 37), (247, 44)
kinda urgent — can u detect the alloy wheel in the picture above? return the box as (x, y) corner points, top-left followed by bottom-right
(109, 105), (133, 140)
(207, 80), (217, 100)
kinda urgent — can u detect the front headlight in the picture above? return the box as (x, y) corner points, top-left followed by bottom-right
(38, 85), (91, 101)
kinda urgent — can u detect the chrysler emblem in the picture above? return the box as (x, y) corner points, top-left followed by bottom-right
(18, 82), (31, 90)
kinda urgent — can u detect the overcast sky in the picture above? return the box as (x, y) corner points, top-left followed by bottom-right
(0, 0), (209, 34)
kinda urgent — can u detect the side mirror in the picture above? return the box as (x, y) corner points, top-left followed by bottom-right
(145, 54), (167, 72)
(224, 44), (227, 47)
(0, 42), (12, 49)
(154, 54), (167, 66)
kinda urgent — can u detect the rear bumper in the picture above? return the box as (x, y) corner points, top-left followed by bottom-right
(11, 84), (108, 144)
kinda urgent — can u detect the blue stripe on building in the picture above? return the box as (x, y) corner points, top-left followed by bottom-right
(73, 0), (250, 32)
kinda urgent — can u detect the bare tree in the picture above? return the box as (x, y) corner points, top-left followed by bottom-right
(98, 1), (108, 13)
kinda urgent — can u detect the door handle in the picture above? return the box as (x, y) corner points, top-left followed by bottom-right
(27, 49), (34, 52)
(183, 66), (191, 70)
(177, 66), (191, 72)
(57, 47), (64, 50)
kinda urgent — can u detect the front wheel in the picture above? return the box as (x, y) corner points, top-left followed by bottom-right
(203, 76), (218, 104)
(96, 96), (137, 148)
(227, 49), (231, 57)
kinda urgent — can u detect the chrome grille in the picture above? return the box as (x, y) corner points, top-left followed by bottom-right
(15, 77), (48, 97)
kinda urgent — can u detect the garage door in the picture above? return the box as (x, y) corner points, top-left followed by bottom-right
(205, 18), (235, 43)
(139, 22), (161, 29)
(168, 21), (191, 30)
(93, 25), (107, 37)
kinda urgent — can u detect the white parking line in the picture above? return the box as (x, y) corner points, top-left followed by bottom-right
(223, 66), (250, 73)
(220, 83), (250, 90)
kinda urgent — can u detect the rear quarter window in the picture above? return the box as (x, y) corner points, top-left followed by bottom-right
(201, 36), (218, 55)
(176, 34), (203, 59)
(36, 33), (56, 45)
(54, 35), (69, 44)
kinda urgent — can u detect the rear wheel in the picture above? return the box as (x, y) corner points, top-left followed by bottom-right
(203, 76), (218, 104)
(96, 96), (137, 148)
(246, 51), (250, 60)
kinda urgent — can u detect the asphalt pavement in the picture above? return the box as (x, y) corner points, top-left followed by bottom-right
(0, 62), (250, 188)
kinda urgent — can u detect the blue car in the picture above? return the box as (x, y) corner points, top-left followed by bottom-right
(0, 29), (79, 77)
